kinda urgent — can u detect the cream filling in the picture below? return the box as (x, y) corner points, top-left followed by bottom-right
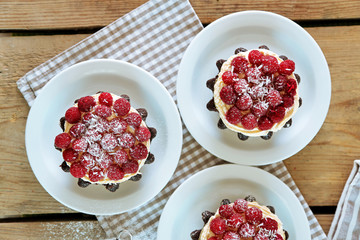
(63, 93), (150, 185)
(213, 49), (299, 137)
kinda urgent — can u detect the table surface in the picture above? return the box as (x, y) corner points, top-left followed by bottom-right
(0, 0), (359, 239)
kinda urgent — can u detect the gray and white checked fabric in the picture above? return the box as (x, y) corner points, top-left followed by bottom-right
(17, 0), (327, 239)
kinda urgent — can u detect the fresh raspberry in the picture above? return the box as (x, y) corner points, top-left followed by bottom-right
(241, 113), (257, 130)
(278, 59), (295, 75)
(97, 152), (114, 169)
(72, 138), (88, 152)
(273, 75), (287, 91)
(109, 118), (128, 135)
(222, 231), (241, 240)
(245, 207), (263, 224)
(95, 118), (110, 133)
(69, 162), (87, 178)
(62, 148), (78, 162)
(122, 160), (139, 174)
(231, 56), (249, 73)
(94, 105), (112, 118)
(135, 126), (151, 142)
(208, 237), (219, 240)
(238, 223), (256, 238)
(261, 55), (279, 74)
(233, 199), (248, 213)
(77, 96), (96, 112)
(87, 142), (102, 157)
(65, 107), (81, 124)
(272, 233), (284, 240)
(246, 67), (263, 84)
(226, 213), (244, 229)
(233, 79), (249, 95)
(249, 85), (267, 100)
(258, 116), (274, 130)
(251, 101), (269, 118)
(261, 217), (278, 231)
(98, 92), (113, 107)
(285, 78), (297, 96)
(225, 106), (242, 124)
(125, 112), (142, 128)
(80, 153), (96, 168)
(69, 123), (86, 138)
(54, 133), (72, 149)
(235, 93), (253, 110)
(282, 94), (294, 108)
(266, 89), (282, 107)
(101, 133), (118, 151)
(106, 164), (124, 180)
(129, 143), (148, 160)
(248, 50), (263, 66)
(84, 129), (102, 142)
(118, 132), (136, 149)
(88, 166), (105, 182)
(220, 85), (236, 105)
(113, 98), (130, 116)
(114, 149), (128, 165)
(222, 71), (238, 85)
(219, 204), (234, 219)
(209, 217), (226, 235)
(82, 112), (96, 126)
(254, 231), (270, 240)
(268, 106), (286, 123)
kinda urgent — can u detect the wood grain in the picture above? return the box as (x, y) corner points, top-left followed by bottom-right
(0, 0), (360, 30)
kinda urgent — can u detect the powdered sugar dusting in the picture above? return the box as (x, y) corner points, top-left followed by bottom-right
(41, 221), (106, 239)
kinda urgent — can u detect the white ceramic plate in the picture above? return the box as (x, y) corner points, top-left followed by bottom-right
(157, 164), (311, 239)
(177, 10), (331, 165)
(25, 59), (183, 215)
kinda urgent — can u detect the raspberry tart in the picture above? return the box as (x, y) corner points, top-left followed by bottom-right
(206, 45), (301, 140)
(54, 92), (157, 192)
(191, 196), (288, 240)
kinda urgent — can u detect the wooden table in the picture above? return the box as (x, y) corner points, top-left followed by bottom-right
(0, 1), (359, 239)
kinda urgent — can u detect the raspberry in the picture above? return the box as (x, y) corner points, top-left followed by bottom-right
(231, 56), (249, 73)
(98, 92), (113, 107)
(223, 231), (241, 240)
(82, 112), (96, 126)
(95, 118), (110, 133)
(84, 129), (102, 142)
(97, 152), (114, 169)
(233, 79), (248, 95)
(251, 101), (269, 118)
(245, 207), (263, 224)
(101, 133), (118, 151)
(125, 112), (142, 128)
(261, 55), (278, 74)
(249, 85), (267, 100)
(129, 143), (148, 160)
(220, 85), (236, 105)
(268, 106), (285, 123)
(233, 199), (248, 213)
(78, 96), (96, 112)
(285, 78), (297, 96)
(266, 89), (282, 107)
(87, 142), (102, 157)
(80, 153), (96, 168)
(208, 237), (219, 240)
(72, 138), (88, 152)
(261, 217), (278, 231)
(54, 133), (71, 149)
(241, 113), (257, 130)
(122, 160), (139, 174)
(94, 105), (112, 118)
(62, 148), (78, 162)
(225, 106), (242, 124)
(238, 223), (255, 238)
(135, 126), (151, 142)
(219, 204), (234, 219)
(254, 231), (270, 240)
(113, 98), (130, 116)
(222, 71), (238, 85)
(114, 149), (128, 165)
(65, 107), (81, 124)
(226, 213), (244, 229)
(248, 50), (263, 66)
(69, 123), (86, 138)
(246, 67), (263, 84)
(278, 59), (295, 75)
(109, 118), (127, 135)
(118, 132), (136, 149)
(209, 217), (226, 235)
(107, 164), (124, 180)
(235, 93), (253, 110)
(273, 75), (287, 91)
(69, 162), (87, 178)
(282, 94), (294, 108)
(258, 116), (274, 130)
(88, 166), (105, 182)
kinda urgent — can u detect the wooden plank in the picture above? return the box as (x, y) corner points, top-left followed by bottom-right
(315, 214), (333, 235)
(0, 0), (360, 30)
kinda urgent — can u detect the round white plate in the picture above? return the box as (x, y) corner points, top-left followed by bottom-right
(157, 164), (311, 239)
(177, 10), (331, 165)
(25, 59), (183, 215)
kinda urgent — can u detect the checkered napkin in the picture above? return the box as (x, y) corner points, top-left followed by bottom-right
(17, 0), (327, 239)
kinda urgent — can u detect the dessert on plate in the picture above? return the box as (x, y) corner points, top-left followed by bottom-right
(191, 195), (288, 240)
(54, 92), (157, 192)
(206, 45), (302, 141)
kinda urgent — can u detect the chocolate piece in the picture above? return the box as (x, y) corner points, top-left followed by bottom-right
(237, 133), (249, 141)
(136, 108), (148, 121)
(105, 183), (119, 192)
(295, 73), (301, 84)
(59, 117), (65, 131)
(149, 127), (157, 141)
(299, 97), (302, 107)
(145, 153), (155, 164)
(206, 78), (216, 91)
(96, 91), (104, 94)
(190, 230), (201, 240)
(279, 55), (288, 60)
(120, 94), (130, 102)
(78, 178), (91, 188)
(217, 118), (227, 129)
(258, 45), (269, 50)
(284, 119), (292, 128)
(235, 47), (247, 54)
(206, 98), (217, 112)
(202, 211), (215, 224)
(216, 59), (226, 71)
(60, 161), (70, 172)
(261, 131), (273, 140)
(55, 146), (62, 152)
(244, 195), (256, 202)
(267, 205), (276, 214)
(74, 99), (79, 104)
(221, 199), (231, 205)
(284, 230), (289, 239)
(130, 174), (142, 181)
